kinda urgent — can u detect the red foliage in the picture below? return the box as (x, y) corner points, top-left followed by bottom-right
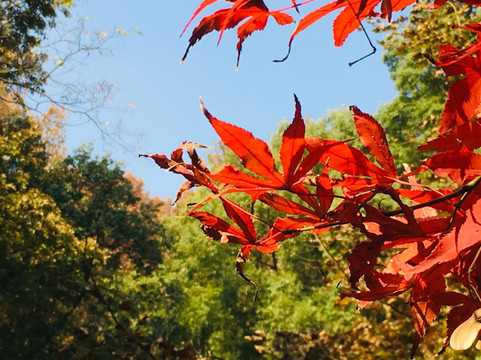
(144, 2), (481, 357)
(181, 0), (419, 65)
(181, 0), (294, 67)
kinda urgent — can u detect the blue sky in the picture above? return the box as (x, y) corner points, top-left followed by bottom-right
(58, 0), (398, 199)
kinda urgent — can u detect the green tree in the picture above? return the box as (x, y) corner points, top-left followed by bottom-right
(41, 149), (172, 359)
(0, 92), (177, 359)
(45, 147), (164, 274)
(0, 0), (72, 94)
(0, 94), (82, 359)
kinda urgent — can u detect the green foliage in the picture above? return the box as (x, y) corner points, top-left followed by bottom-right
(159, 190), (260, 359)
(0, 99), (82, 359)
(45, 146), (163, 273)
(0, 97), (174, 359)
(0, 0), (73, 94)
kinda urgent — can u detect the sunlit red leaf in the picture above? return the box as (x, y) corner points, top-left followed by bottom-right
(332, 0), (379, 47)
(182, 0), (293, 67)
(419, 132), (461, 152)
(209, 165), (278, 189)
(280, 95), (306, 186)
(442, 68), (481, 133)
(424, 147), (481, 183)
(410, 295), (442, 356)
(201, 100), (284, 186)
(203, 97), (344, 198)
(301, 137), (344, 175)
(181, 0), (222, 38)
(236, 10), (294, 67)
(192, 196), (301, 258)
(330, 176), (384, 192)
(286, 0), (415, 53)
(398, 189), (456, 214)
(419, 119), (481, 152)
(455, 120), (481, 150)
(221, 197), (257, 242)
(345, 272), (412, 301)
(351, 106), (396, 176)
(315, 168), (334, 214)
(405, 196), (481, 277)
(141, 142), (218, 203)
(272, 216), (333, 234)
(431, 32), (481, 135)
(319, 142), (389, 183)
(190, 211), (250, 245)
(259, 192), (317, 216)
(363, 204), (424, 240)
(379, 238), (439, 280)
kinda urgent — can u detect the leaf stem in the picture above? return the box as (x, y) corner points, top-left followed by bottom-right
(284, 178), (481, 234)
(346, 0), (377, 66)
(384, 177), (481, 217)
(468, 245), (481, 303)
(446, 176), (481, 230)
(314, 234), (349, 281)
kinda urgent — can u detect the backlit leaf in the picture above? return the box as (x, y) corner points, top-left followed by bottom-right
(351, 106), (396, 176)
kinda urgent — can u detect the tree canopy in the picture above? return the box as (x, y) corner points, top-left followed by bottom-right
(0, 94), (173, 358)
(0, 0), (72, 94)
(6, 0), (481, 358)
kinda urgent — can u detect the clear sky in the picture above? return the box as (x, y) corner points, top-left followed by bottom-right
(58, 0), (398, 200)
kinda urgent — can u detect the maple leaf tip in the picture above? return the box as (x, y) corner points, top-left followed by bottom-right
(199, 97), (212, 119)
(349, 105), (360, 113)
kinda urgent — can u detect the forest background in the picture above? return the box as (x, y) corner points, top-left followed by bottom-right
(2, 0), (481, 359)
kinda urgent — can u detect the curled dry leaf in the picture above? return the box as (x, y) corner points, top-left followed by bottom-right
(450, 308), (481, 350)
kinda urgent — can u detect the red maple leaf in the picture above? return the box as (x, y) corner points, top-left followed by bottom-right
(431, 26), (481, 135)
(285, 0), (414, 53)
(344, 271), (413, 302)
(420, 27), (481, 154)
(319, 142), (389, 185)
(398, 188), (456, 214)
(351, 106), (397, 176)
(181, 0), (293, 67)
(405, 194), (481, 278)
(140, 142), (218, 203)
(190, 196), (300, 281)
(202, 97), (341, 198)
(423, 146), (481, 184)
(307, 106), (404, 193)
(409, 274), (446, 356)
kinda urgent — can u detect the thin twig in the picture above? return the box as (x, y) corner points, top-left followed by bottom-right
(346, 0), (377, 66)
(468, 245), (481, 303)
(314, 234), (349, 281)
(446, 176), (481, 230)
(283, 178), (481, 235)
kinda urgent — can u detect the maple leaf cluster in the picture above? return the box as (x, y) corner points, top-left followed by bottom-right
(179, 0), (480, 66)
(144, 0), (481, 357)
